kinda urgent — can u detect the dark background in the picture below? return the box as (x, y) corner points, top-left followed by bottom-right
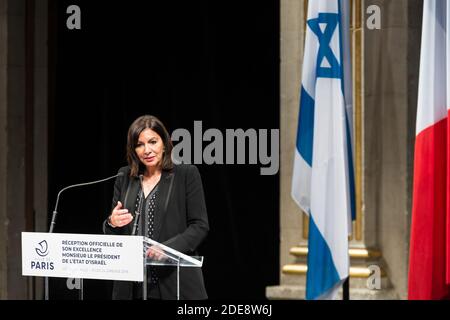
(48, 0), (279, 299)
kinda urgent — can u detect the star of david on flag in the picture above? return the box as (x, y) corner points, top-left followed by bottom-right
(291, 0), (355, 300)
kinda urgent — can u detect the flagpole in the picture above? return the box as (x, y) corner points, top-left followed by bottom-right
(343, 277), (349, 300)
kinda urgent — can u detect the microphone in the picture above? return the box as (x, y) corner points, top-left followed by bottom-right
(131, 174), (145, 236)
(45, 171), (124, 301)
(48, 171), (124, 233)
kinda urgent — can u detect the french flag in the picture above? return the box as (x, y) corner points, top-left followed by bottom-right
(291, 0), (354, 300)
(408, 0), (450, 300)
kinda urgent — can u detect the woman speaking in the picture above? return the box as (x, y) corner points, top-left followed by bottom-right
(103, 115), (209, 300)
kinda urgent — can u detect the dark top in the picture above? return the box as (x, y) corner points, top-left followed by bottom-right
(103, 164), (209, 300)
(135, 183), (161, 299)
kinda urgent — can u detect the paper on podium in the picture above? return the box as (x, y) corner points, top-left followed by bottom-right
(143, 237), (203, 267)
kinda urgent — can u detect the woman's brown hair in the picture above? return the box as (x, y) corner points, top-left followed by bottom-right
(126, 115), (174, 177)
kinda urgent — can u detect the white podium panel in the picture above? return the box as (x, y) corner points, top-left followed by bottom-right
(22, 232), (143, 281)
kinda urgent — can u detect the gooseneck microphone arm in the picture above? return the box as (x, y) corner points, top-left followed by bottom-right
(45, 171), (124, 301)
(48, 172), (124, 233)
(131, 175), (145, 236)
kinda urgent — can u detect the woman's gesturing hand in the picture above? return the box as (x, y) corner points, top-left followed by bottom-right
(110, 201), (133, 227)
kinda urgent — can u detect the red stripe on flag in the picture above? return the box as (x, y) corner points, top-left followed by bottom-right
(409, 117), (449, 300)
(448, 110), (450, 286)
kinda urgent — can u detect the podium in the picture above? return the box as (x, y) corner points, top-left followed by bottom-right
(21, 232), (204, 300)
(143, 237), (203, 300)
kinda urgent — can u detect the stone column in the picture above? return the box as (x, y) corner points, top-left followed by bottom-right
(0, 0), (47, 299)
(266, 0), (308, 299)
(363, 0), (421, 300)
(0, 0), (8, 300)
(0, 0), (28, 299)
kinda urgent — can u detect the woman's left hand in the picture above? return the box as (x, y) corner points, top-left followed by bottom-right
(146, 245), (166, 261)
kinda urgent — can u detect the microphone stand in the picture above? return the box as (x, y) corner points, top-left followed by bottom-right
(131, 175), (145, 236)
(45, 172), (123, 301)
(130, 175), (147, 300)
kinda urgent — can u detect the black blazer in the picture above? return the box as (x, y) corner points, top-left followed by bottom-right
(103, 164), (209, 300)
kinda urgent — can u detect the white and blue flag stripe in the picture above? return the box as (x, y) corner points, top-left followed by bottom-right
(291, 0), (355, 300)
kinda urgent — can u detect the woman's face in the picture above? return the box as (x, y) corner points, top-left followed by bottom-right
(135, 128), (164, 171)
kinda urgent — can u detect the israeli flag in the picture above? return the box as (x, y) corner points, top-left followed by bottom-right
(291, 0), (355, 300)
